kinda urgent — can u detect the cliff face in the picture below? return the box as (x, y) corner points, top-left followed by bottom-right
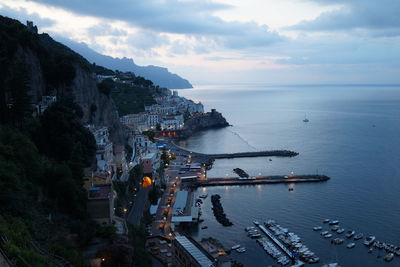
(0, 17), (124, 144)
(180, 109), (229, 139)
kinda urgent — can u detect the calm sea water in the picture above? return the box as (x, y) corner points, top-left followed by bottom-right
(178, 84), (400, 267)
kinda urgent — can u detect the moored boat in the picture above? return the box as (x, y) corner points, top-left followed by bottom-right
(324, 234), (333, 238)
(354, 233), (364, 240)
(364, 236), (376, 246)
(321, 231), (329, 236)
(329, 220), (339, 225)
(331, 225), (340, 231)
(323, 219), (330, 224)
(345, 230), (355, 238)
(313, 226), (322, 231)
(236, 247), (246, 253)
(383, 253), (394, 262)
(231, 244), (241, 250)
(347, 243), (355, 248)
(336, 228), (345, 234)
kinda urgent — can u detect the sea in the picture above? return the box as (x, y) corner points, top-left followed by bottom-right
(177, 84), (400, 267)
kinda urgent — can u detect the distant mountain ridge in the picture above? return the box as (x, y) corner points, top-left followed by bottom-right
(57, 38), (193, 89)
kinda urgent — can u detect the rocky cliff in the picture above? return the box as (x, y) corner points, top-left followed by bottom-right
(180, 109), (229, 139)
(0, 16), (124, 144)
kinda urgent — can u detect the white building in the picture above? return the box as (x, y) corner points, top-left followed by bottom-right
(86, 125), (115, 175)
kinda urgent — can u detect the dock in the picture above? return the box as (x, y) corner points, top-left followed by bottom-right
(192, 175), (329, 187)
(258, 225), (294, 260)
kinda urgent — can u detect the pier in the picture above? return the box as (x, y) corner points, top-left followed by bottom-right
(258, 225), (294, 260)
(192, 175), (329, 187)
(169, 141), (298, 160)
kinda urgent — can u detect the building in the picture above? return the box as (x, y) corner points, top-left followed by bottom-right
(86, 125), (115, 175)
(87, 184), (115, 224)
(114, 145), (128, 180)
(171, 191), (200, 226)
(173, 236), (214, 267)
(141, 152), (160, 176)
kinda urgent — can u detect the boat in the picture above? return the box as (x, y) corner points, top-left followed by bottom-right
(321, 231), (329, 236)
(313, 226), (323, 231)
(322, 263), (341, 267)
(231, 244), (241, 250)
(331, 225), (340, 231)
(368, 248), (373, 253)
(323, 219), (330, 224)
(250, 233), (261, 238)
(324, 234), (333, 238)
(303, 114), (309, 123)
(347, 243), (355, 248)
(331, 238), (344, 245)
(253, 220), (260, 226)
(345, 230), (355, 238)
(288, 187), (294, 191)
(329, 220), (339, 225)
(236, 247), (246, 253)
(354, 233), (364, 240)
(383, 253), (394, 262)
(199, 194), (208, 199)
(336, 228), (345, 234)
(201, 226), (208, 229)
(364, 236), (376, 246)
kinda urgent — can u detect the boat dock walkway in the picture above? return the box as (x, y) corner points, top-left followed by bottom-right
(258, 225), (294, 260)
(192, 175), (329, 187)
(169, 141), (298, 160)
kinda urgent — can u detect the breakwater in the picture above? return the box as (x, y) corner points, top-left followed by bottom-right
(211, 194), (233, 226)
(193, 175), (330, 187)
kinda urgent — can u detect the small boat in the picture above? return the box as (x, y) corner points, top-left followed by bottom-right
(231, 244), (241, 250)
(322, 263), (340, 267)
(368, 248), (373, 253)
(201, 226), (208, 229)
(250, 233), (261, 238)
(364, 236), (376, 246)
(336, 228), (345, 234)
(347, 243), (355, 248)
(331, 238), (344, 245)
(236, 247), (246, 253)
(383, 253), (394, 262)
(323, 219), (330, 224)
(345, 230), (355, 238)
(313, 226), (323, 231)
(331, 225), (340, 231)
(288, 187), (294, 191)
(303, 114), (309, 123)
(329, 220), (339, 225)
(253, 220), (260, 226)
(199, 194), (208, 199)
(321, 231), (329, 236)
(324, 234), (333, 238)
(269, 159), (272, 161)
(354, 233), (364, 240)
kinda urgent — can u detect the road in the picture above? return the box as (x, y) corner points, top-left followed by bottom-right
(127, 186), (150, 227)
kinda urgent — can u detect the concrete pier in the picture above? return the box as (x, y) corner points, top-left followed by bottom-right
(192, 175), (329, 187)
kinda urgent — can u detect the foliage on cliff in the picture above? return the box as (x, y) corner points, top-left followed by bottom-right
(0, 99), (98, 265)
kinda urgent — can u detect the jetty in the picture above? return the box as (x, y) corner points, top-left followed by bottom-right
(169, 141), (298, 160)
(258, 225), (294, 260)
(192, 175), (329, 187)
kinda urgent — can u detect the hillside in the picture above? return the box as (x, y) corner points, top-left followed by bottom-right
(58, 38), (193, 89)
(0, 15), (128, 266)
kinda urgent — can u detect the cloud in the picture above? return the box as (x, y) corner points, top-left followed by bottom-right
(0, 4), (55, 28)
(289, 0), (400, 36)
(26, 0), (282, 48)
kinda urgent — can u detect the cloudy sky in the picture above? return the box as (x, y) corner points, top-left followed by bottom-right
(1, 0), (399, 84)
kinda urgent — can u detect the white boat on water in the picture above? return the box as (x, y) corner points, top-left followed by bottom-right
(231, 244), (240, 250)
(303, 114), (309, 122)
(236, 247), (246, 253)
(199, 194), (208, 199)
(313, 226), (322, 231)
(329, 220), (339, 225)
(253, 220), (260, 225)
(347, 243), (355, 248)
(364, 236), (376, 246)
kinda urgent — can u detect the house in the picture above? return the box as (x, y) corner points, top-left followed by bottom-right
(87, 184), (115, 224)
(141, 152), (160, 176)
(173, 236), (214, 267)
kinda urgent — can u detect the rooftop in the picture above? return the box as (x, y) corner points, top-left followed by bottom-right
(172, 191), (188, 216)
(88, 184), (111, 200)
(142, 152), (156, 160)
(175, 236), (214, 267)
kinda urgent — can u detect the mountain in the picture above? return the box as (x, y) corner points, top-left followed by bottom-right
(56, 37), (193, 89)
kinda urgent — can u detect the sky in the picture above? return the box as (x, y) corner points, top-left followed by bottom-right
(0, 0), (399, 85)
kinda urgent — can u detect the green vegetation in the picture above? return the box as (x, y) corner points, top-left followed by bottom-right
(110, 81), (156, 115)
